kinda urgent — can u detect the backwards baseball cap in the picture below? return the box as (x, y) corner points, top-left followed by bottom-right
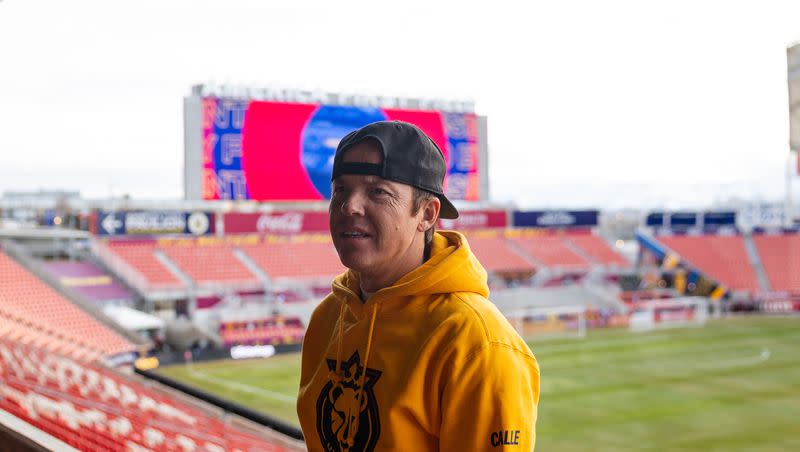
(331, 120), (459, 219)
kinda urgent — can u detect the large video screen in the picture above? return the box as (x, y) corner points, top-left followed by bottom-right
(200, 98), (481, 201)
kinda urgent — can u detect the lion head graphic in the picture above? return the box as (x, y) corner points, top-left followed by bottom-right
(316, 351), (382, 452)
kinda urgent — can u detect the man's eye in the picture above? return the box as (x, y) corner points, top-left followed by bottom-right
(371, 188), (389, 196)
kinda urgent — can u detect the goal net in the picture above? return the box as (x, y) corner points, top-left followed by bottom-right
(628, 296), (708, 332)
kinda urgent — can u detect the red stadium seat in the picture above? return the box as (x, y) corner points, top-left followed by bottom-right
(0, 251), (134, 361)
(240, 240), (345, 281)
(106, 240), (185, 289)
(753, 233), (800, 293)
(509, 235), (592, 269)
(463, 235), (536, 274)
(159, 241), (259, 286)
(657, 235), (760, 292)
(0, 337), (295, 450)
(566, 234), (629, 266)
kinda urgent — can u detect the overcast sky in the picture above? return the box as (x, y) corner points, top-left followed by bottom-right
(1, 0), (799, 209)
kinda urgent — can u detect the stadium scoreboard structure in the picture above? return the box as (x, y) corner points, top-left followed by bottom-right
(184, 84), (489, 203)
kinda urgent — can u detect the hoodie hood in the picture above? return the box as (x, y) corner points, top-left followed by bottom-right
(331, 230), (489, 317)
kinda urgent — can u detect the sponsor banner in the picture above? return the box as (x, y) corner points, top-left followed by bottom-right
(760, 300), (800, 313)
(201, 98), (481, 201)
(654, 307), (694, 323)
(512, 210), (598, 228)
(704, 211), (737, 226)
(645, 212), (665, 226)
(654, 225), (739, 236)
(740, 202), (785, 229)
(223, 211), (330, 234)
(646, 211), (736, 230)
(668, 212), (698, 228)
(438, 210), (507, 230)
(95, 211), (214, 236)
(230, 344), (277, 360)
(752, 226), (800, 235)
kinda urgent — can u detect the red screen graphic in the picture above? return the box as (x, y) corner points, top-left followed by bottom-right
(203, 99), (479, 202)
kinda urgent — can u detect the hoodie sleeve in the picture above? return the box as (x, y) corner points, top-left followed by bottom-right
(439, 342), (540, 451)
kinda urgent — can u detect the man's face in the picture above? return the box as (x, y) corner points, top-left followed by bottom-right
(329, 141), (428, 286)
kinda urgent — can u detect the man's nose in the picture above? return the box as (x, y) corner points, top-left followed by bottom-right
(340, 191), (366, 216)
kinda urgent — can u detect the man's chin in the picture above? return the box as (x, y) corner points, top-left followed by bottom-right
(337, 253), (372, 274)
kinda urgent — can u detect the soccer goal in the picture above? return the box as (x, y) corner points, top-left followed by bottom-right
(504, 305), (587, 341)
(628, 296), (709, 332)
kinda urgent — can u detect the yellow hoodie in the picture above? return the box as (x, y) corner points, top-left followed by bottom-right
(297, 231), (540, 451)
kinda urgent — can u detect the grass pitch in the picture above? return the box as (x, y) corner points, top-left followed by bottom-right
(156, 316), (800, 451)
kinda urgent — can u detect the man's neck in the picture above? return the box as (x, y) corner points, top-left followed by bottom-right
(359, 286), (375, 302)
(358, 255), (426, 293)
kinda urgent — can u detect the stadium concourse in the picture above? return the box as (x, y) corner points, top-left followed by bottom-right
(1, 204), (799, 449)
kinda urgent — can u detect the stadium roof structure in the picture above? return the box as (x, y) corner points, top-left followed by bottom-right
(0, 227), (90, 241)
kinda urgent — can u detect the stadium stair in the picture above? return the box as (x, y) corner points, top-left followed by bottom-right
(508, 235), (592, 270)
(157, 242), (261, 289)
(742, 234), (771, 292)
(566, 234), (630, 267)
(752, 233), (800, 293)
(93, 239), (187, 296)
(153, 249), (196, 291)
(232, 247), (272, 286)
(561, 237), (597, 265)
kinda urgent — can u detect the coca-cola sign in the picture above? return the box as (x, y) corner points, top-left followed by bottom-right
(256, 212), (304, 233)
(224, 211), (330, 234)
(438, 210), (507, 230)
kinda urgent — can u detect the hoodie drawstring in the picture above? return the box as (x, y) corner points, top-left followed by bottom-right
(347, 302), (378, 446)
(329, 300), (380, 448)
(329, 301), (348, 383)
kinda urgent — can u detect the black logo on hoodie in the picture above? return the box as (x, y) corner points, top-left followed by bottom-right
(316, 351), (382, 452)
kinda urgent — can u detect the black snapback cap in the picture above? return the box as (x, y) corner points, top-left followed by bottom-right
(331, 120), (459, 219)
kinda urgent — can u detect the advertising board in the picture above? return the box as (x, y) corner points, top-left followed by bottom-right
(194, 97), (483, 202)
(438, 209), (507, 229)
(95, 211), (214, 236)
(223, 211), (330, 234)
(512, 210), (599, 228)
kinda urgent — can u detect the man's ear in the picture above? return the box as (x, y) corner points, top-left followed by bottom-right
(417, 197), (441, 232)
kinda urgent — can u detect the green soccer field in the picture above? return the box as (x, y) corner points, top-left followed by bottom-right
(156, 316), (800, 451)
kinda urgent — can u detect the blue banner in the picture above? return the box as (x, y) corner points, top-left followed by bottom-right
(512, 210), (598, 228)
(96, 211), (214, 236)
(645, 211), (736, 231)
(703, 211), (736, 226)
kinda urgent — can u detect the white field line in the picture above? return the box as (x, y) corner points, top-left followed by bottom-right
(540, 337), (781, 373)
(691, 347), (771, 371)
(187, 369), (297, 404)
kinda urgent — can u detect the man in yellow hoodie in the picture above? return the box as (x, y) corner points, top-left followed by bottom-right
(297, 121), (540, 451)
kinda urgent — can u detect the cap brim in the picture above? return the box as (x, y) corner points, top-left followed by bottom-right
(438, 195), (459, 219)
